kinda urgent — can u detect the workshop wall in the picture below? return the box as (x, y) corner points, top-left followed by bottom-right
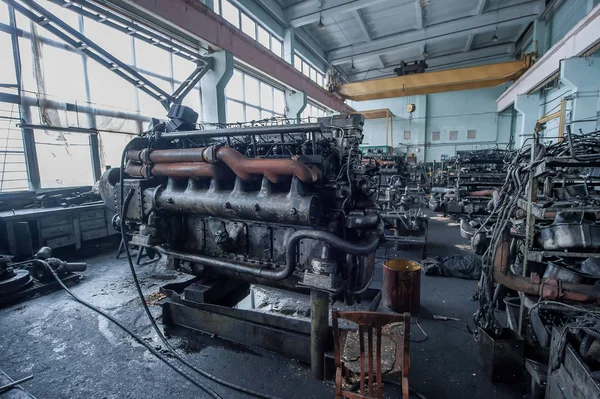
(351, 85), (512, 163)
(549, 0), (593, 48)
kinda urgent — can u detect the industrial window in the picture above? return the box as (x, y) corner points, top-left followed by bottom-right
(404, 131), (411, 140)
(4, 0), (202, 191)
(225, 69), (285, 122)
(301, 103), (327, 121)
(241, 13), (256, 39)
(257, 26), (270, 48)
(34, 129), (94, 188)
(0, 31), (16, 84)
(449, 130), (458, 140)
(221, 0), (240, 28)
(432, 131), (440, 141)
(294, 53), (326, 88)
(271, 37), (283, 58)
(467, 129), (477, 139)
(217, 1), (283, 59)
(0, 103), (29, 192)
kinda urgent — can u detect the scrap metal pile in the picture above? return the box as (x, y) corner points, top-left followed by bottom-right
(473, 128), (600, 393)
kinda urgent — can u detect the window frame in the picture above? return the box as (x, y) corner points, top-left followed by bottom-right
(225, 68), (285, 122)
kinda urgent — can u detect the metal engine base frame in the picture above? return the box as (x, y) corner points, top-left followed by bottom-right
(160, 277), (332, 372)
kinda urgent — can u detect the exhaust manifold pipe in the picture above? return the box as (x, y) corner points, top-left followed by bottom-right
(126, 146), (320, 183)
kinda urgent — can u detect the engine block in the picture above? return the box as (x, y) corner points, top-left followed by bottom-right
(101, 106), (382, 302)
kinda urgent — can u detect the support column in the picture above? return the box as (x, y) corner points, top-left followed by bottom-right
(9, 7), (40, 190)
(514, 94), (539, 147)
(560, 56), (600, 134)
(532, 19), (548, 55)
(201, 51), (233, 124)
(285, 89), (306, 121)
(310, 289), (329, 380)
(283, 28), (295, 66)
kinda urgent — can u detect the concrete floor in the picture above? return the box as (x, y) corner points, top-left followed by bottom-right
(0, 211), (523, 399)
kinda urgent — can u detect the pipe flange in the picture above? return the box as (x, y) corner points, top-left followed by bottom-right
(139, 148), (153, 163)
(202, 146), (219, 163)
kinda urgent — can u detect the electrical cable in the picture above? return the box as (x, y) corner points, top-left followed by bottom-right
(36, 258), (222, 398)
(119, 140), (286, 399)
(410, 318), (428, 343)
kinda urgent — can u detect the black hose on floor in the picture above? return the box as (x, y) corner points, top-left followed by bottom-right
(37, 258), (222, 398)
(118, 143), (285, 399)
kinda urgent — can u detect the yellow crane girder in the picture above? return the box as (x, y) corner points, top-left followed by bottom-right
(336, 56), (534, 101)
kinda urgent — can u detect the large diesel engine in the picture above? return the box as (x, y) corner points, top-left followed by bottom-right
(101, 106), (382, 303)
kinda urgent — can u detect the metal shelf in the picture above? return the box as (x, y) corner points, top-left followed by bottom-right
(534, 156), (600, 177)
(517, 198), (600, 220)
(526, 250), (600, 263)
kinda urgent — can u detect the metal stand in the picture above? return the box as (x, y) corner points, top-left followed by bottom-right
(310, 289), (329, 379)
(116, 238), (160, 265)
(161, 278), (332, 371)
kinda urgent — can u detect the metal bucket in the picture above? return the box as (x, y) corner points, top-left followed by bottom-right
(381, 259), (421, 314)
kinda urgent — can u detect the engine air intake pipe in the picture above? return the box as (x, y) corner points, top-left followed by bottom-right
(155, 231), (381, 280)
(126, 146), (320, 183)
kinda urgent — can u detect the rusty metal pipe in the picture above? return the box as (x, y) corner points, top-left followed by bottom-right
(126, 148), (204, 163)
(214, 146), (320, 183)
(127, 146), (320, 183)
(493, 229), (600, 303)
(125, 160), (219, 179)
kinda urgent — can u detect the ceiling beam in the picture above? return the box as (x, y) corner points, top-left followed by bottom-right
(337, 58), (532, 101)
(353, 9), (372, 42)
(104, 0), (352, 112)
(253, 0), (286, 22)
(475, 0), (488, 15)
(464, 35), (474, 51)
(377, 55), (386, 68)
(415, 0), (424, 29)
(286, 0), (389, 28)
(328, 0), (544, 64)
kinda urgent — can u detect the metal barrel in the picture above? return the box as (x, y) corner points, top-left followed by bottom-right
(381, 259), (421, 314)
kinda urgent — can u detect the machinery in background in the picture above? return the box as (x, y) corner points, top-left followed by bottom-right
(474, 128), (600, 396)
(0, 247), (87, 306)
(429, 149), (511, 220)
(100, 106), (383, 378)
(361, 150), (428, 258)
(394, 60), (428, 76)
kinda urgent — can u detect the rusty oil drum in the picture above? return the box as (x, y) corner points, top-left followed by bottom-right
(381, 259), (421, 314)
